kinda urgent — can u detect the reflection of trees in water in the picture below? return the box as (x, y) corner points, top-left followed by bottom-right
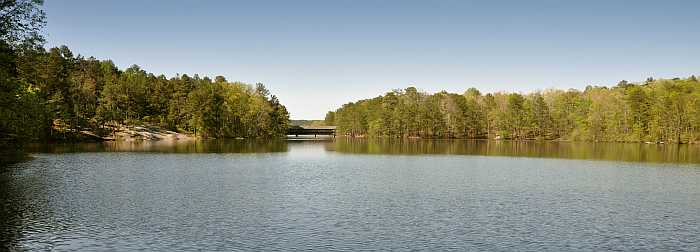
(0, 167), (28, 250)
(19, 139), (700, 163)
(328, 139), (700, 164)
(26, 140), (289, 154)
(1, 161), (65, 251)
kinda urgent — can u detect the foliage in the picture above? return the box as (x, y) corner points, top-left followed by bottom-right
(328, 78), (700, 143)
(10, 47), (291, 139)
(0, 0), (46, 161)
(0, 0), (45, 45)
(0, 1), (289, 145)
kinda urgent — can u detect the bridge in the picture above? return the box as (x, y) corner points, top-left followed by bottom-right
(287, 126), (336, 137)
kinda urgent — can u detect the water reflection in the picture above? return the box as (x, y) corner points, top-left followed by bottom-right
(326, 138), (700, 164)
(18, 138), (700, 164)
(2, 139), (699, 250)
(26, 139), (288, 154)
(0, 170), (25, 250)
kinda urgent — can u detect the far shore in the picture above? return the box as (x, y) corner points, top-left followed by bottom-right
(53, 127), (700, 145)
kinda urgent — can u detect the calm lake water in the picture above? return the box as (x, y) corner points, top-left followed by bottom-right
(1, 139), (699, 251)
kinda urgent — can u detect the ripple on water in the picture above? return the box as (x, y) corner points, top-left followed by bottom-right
(1, 146), (699, 251)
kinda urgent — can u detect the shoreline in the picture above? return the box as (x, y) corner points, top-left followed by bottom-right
(33, 135), (700, 145)
(329, 136), (698, 144)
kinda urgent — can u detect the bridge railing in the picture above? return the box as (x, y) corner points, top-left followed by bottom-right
(287, 126), (336, 137)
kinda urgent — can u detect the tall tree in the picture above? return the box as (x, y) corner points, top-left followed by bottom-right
(0, 0), (45, 161)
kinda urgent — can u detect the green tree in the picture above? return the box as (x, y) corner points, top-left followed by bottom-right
(530, 93), (551, 139)
(324, 111), (336, 125)
(0, 0), (46, 161)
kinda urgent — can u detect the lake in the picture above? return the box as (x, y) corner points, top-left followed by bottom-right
(1, 139), (699, 251)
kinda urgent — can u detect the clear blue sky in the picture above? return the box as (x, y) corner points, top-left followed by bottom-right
(44, 0), (700, 119)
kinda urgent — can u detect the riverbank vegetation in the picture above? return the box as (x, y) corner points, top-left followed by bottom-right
(1, 1), (289, 163)
(3, 46), (290, 141)
(326, 78), (700, 143)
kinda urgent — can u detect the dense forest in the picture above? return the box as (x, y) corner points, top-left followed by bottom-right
(5, 49), (290, 140)
(1, 1), (289, 161)
(326, 77), (700, 143)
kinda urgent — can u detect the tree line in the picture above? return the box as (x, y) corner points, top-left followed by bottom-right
(1, 1), (289, 151)
(3, 45), (290, 141)
(325, 77), (700, 143)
